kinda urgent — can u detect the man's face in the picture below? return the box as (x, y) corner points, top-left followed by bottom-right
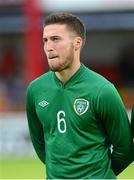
(43, 24), (76, 72)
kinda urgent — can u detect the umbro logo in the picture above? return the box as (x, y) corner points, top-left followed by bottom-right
(38, 100), (49, 107)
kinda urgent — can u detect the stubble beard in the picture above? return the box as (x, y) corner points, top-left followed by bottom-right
(48, 47), (74, 72)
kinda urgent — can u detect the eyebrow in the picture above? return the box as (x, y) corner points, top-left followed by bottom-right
(43, 35), (61, 42)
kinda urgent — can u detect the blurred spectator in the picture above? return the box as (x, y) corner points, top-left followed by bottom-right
(6, 73), (25, 111)
(0, 48), (16, 79)
(0, 82), (9, 111)
(119, 43), (134, 87)
(118, 43), (134, 109)
(0, 47), (25, 111)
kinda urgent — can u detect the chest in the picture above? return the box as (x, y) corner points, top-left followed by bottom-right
(35, 86), (99, 135)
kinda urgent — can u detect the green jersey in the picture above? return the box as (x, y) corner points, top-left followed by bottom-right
(26, 64), (133, 179)
(131, 105), (134, 137)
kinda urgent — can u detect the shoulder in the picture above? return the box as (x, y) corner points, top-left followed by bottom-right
(26, 71), (52, 94)
(83, 65), (112, 88)
(82, 65), (119, 99)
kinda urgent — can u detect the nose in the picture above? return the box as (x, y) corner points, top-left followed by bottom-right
(44, 40), (54, 52)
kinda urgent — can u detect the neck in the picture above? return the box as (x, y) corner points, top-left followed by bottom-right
(55, 61), (81, 84)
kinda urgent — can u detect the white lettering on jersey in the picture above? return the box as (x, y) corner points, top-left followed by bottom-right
(57, 110), (67, 133)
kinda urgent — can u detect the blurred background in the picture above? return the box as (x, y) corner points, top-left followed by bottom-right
(0, 0), (134, 178)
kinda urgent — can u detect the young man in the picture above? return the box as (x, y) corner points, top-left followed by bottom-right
(26, 12), (133, 179)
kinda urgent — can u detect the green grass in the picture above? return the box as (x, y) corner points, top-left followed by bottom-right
(0, 156), (134, 179)
(118, 162), (134, 179)
(0, 156), (45, 179)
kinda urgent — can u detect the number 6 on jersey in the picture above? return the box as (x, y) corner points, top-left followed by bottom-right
(57, 110), (67, 133)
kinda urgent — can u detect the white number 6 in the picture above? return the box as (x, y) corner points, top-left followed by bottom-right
(57, 110), (67, 133)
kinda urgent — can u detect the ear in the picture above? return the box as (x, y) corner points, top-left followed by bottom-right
(74, 37), (82, 51)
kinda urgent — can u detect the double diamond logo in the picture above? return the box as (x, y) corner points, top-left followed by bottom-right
(38, 100), (49, 107)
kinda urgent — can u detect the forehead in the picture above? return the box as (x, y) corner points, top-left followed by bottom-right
(43, 24), (71, 37)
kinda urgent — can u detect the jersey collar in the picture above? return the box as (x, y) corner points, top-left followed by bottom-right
(53, 63), (85, 88)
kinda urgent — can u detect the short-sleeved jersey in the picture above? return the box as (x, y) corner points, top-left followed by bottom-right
(26, 64), (133, 179)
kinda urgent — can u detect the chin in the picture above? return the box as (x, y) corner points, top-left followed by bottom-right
(49, 65), (62, 72)
(49, 60), (71, 72)
(50, 64), (68, 72)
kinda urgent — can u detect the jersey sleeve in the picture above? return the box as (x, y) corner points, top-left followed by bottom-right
(95, 83), (133, 175)
(26, 84), (45, 164)
(131, 104), (134, 137)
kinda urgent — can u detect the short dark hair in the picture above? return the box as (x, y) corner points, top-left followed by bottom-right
(44, 12), (86, 46)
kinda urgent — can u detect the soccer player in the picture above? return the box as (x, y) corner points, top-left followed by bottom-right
(26, 12), (133, 179)
(131, 105), (134, 137)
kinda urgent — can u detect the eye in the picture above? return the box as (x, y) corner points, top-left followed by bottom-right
(43, 38), (47, 44)
(52, 36), (60, 41)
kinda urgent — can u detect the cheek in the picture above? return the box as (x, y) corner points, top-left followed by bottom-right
(57, 43), (66, 50)
(58, 40), (73, 49)
(60, 43), (74, 54)
(43, 45), (47, 54)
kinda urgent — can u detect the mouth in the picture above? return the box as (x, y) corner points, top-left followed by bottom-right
(48, 55), (58, 60)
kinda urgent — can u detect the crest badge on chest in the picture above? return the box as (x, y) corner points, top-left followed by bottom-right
(74, 98), (89, 116)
